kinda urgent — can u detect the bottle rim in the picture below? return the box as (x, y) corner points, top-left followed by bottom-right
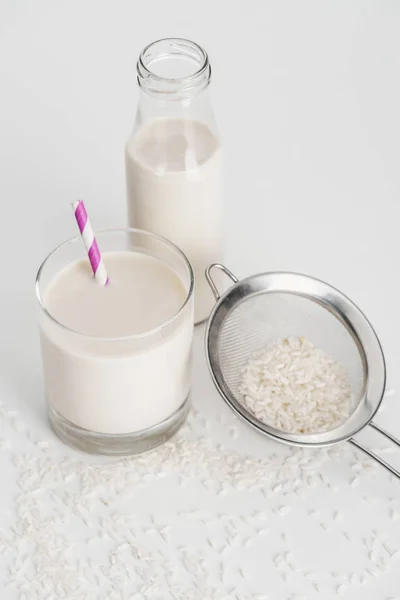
(137, 38), (211, 96)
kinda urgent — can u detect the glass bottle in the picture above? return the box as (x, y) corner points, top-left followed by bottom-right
(125, 38), (223, 324)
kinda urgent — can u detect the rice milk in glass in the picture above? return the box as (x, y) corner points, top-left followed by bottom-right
(125, 38), (224, 324)
(36, 229), (194, 455)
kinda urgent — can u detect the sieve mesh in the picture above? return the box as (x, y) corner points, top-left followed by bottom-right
(218, 292), (365, 405)
(205, 267), (386, 447)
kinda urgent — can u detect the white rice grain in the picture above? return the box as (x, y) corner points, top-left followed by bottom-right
(238, 336), (355, 434)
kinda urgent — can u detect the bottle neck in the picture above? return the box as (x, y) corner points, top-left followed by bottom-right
(137, 38), (211, 102)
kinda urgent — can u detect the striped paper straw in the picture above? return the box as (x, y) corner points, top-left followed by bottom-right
(72, 200), (109, 286)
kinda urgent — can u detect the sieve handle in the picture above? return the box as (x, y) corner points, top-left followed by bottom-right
(205, 264), (239, 301)
(349, 421), (400, 480)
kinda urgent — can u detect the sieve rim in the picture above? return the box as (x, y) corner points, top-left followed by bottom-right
(205, 269), (386, 448)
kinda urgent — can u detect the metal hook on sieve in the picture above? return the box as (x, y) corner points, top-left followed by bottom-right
(205, 263), (238, 300)
(349, 422), (400, 479)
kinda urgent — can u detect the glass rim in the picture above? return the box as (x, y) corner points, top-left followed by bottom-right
(36, 227), (194, 342)
(137, 37), (210, 85)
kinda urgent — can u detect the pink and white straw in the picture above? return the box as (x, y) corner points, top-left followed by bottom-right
(72, 200), (109, 286)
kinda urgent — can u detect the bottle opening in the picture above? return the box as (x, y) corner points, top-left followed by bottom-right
(137, 38), (211, 96)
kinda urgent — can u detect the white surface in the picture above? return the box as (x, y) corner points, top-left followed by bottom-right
(0, 1), (400, 598)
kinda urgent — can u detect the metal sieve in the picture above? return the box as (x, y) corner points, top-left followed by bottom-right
(205, 264), (400, 479)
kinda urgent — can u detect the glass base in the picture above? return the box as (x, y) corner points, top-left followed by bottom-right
(48, 397), (190, 456)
